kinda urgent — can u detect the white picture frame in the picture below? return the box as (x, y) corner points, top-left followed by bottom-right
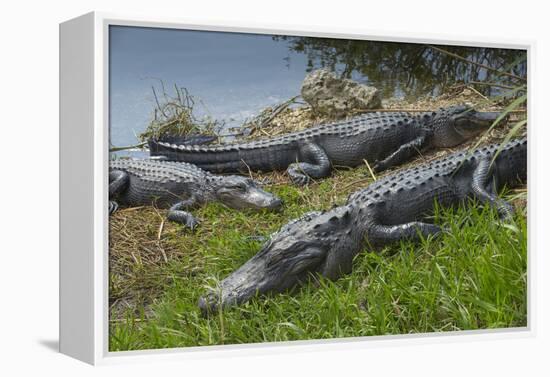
(59, 11), (534, 365)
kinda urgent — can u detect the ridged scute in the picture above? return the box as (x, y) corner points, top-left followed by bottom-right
(110, 159), (209, 184)
(348, 137), (527, 217)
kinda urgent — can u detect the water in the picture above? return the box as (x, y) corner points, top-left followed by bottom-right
(109, 26), (309, 153)
(109, 26), (526, 155)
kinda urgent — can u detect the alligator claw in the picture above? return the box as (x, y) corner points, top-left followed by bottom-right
(108, 201), (119, 215)
(245, 235), (268, 242)
(295, 176), (311, 186)
(257, 177), (274, 186)
(167, 211), (201, 230)
(497, 202), (515, 220)
(372, 161), (384, 173)
(288, 172), (311, 186)
(183, 216), (200, 230)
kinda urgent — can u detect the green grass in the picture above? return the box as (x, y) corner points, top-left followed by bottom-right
(109, 164), (527, 351)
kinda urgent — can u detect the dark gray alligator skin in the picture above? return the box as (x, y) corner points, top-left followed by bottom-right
(150, 106), (500, 185)
(109, 159), (282, 229)
(198, 137), (527, 313)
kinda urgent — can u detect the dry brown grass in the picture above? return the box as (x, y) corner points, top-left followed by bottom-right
(109, 207), (203, 319)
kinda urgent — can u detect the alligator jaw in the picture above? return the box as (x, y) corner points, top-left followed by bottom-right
(213, 175), (283, 211)
(243, 187), (283, 210)
(454, 110), (500, 138)
(467, 110), (500, 126)
(198, 254), (270, 316)
(198, 239), (327, 315)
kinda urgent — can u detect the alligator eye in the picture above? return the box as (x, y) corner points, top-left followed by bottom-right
(226, 184), (246, 192)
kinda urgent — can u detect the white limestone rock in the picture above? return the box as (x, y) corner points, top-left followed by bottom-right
(301, 69), (381, 116)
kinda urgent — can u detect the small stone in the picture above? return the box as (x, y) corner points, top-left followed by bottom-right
(301, 69), (382, 117)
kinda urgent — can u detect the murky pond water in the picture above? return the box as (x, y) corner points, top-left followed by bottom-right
(109, 26), (526, 155)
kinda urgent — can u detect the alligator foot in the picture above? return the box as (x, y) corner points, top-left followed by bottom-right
(287, 167), (311, 186)
(244, 235), (268, 242)
(167, 210), (200, 230)
(496, 200), (515, 220)
(372, 161), (386, 173)
(372, 135), (429, 172)
(471, 157), (516, 221)
(286, 143), (332, 185)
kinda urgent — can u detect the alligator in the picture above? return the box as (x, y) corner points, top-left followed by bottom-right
(149, 106), (500, 185)
(198, 137), (527, 313)
(109, 159), (282, 229)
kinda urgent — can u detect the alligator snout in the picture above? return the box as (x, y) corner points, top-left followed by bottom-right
(198, 256), (269, 316)
(243, 188), (283, 210)
(454, 109), (500, 136)
(198, 293), (229, 316)
(215, 177), (283, 211)
(468, 110), (500, 125)
(265, 196), (283, 210)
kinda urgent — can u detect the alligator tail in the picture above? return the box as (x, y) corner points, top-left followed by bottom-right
(148, 139), (296, 173)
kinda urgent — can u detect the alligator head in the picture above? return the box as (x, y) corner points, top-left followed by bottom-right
(198, 206), (361, 315)
(212, 175), (282, 211)
(429, 105), (500, 147)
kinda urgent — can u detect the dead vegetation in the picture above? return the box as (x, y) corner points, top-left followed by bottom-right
(109, 207), (201, 318)
(138, 82), (221, 143)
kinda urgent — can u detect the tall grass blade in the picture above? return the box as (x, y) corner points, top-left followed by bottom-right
(470, 94), (527, 151)
(490, 119), (528, 166)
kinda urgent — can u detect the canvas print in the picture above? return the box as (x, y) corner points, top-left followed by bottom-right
(108, 26), (527, 351)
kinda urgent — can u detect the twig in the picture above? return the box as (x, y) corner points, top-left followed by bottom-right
(260, 95), (300, 128)
(468, 81), (517, 90)
(117, 206), (147, 213)
(130, 252), (140, 266)
(174, 83), (182, 104)
(152, 206), (168, 263)
(466, 85), (489, 101)
(428, 45), (526, 82)
(216, 131), (246, 138)
(259, 128), (272, 137)
(110, 142), (147, 153)
(247, 95), (300, 135)
(240, 159), (254, 180)
(363, 159), (377, 181)
(340, 177), (372, 192)
(152, 85), (168, 118)
(157, 220), (165, 240)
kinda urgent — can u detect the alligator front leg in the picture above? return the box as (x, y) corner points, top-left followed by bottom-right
(471, 157), (514, 219)
(287, 142), (331, 185)
(368, 221), (442, 244)
(109, 170), (130, 215)
(372, 135), (429, 172)
(166, 196), (200, 229)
